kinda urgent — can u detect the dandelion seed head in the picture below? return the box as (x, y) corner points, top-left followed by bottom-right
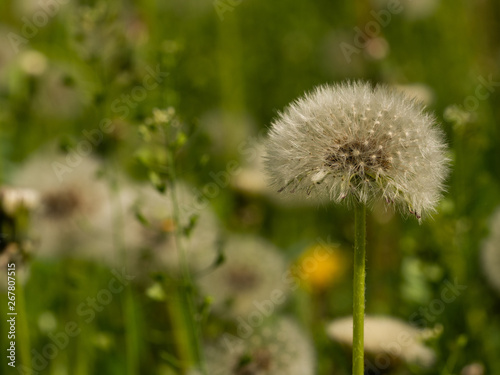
(198, 235), (288, 316)
(99, 181), (221, 274)
(10, 147), (109, 259)
(205, 318), (315, 375)
(42, 188), (82, 219)
(327, 315), (436, 368)
(264, 81), (449, 219)
(461, 362), (485, 375)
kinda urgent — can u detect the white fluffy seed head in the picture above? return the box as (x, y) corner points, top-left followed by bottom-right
(198, 235), (288, 316)
(264, 81), (449, 219)
(327, 315), (436, 368)
(90, 181), (221, 273)
(205, 318), (315, 375)
(10, 147), (110, 258)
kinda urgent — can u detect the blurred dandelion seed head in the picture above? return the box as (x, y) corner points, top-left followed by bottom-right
(107, 182), (221, 274)
(264, 81), (449, 219)
(10, 147), (109, 259)
(42, 187), (82, 219)
(205, 318), (315, 375)
(327, 315), (436, 368)
(198, 235), (288, 317)
(461, 362), (485, 375)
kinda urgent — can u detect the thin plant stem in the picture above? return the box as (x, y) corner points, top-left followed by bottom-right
(167, 175), (206, 374)
(124, 288), (139, 375)
(152, 53), (205, 371)
(164, 143), (206, 374)
(164, 283), (196, 373)
(108, 170), (140, 375)
(353, 202), (366, 375)
(15, 279), (31, 370)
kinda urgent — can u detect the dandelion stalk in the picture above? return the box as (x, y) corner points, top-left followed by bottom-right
(352, 202), (366, 375)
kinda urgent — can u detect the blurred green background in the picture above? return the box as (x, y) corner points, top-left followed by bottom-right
(1, 0), (500, 374)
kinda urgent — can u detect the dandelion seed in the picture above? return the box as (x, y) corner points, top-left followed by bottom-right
(264, 81), (448, 219)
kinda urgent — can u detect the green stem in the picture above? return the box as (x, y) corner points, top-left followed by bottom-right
(168, 180), (206, 374)
(164, 144), (205, 374)
(353, 202), (366, 375)
(165, 283), (196, 374)
(16, 279), (31, 370)
(108, 171), (139, 375)
(124, 287), (139, 375)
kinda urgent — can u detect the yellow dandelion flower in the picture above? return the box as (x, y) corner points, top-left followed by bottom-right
(293, 243), (348, 292)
